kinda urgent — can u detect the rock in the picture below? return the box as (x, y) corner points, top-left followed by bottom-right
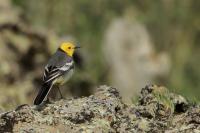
(0, 85), (199, 132)
(138, 85), (174, 120)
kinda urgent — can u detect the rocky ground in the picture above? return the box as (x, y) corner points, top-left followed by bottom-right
(0, 85), (199, 132)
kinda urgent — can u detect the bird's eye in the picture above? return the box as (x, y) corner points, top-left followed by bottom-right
(68, 47), (71, 49)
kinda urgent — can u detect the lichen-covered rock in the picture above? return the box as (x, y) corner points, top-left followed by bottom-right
(137, 85), (174, 120)
(0, 85), (199, 132)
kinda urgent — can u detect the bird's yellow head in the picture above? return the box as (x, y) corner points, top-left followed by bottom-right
(59, 42), (80, 57)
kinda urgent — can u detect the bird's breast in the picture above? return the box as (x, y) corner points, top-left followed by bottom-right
(54, 69), (74, 85)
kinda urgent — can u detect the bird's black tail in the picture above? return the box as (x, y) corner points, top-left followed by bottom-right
(34, 82), (53, 105)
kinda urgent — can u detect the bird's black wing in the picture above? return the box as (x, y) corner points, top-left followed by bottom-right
(43, 62), (73, 83)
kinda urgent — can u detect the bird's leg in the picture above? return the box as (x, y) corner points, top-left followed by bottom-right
(43, 97), (52, 104)
(46, 97), (50, 103)
(56, 86), (64, 99)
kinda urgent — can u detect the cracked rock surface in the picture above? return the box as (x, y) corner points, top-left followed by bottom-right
(0, 85), (199, 132)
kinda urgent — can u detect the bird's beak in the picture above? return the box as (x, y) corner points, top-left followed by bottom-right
(74, 46), (81, 49)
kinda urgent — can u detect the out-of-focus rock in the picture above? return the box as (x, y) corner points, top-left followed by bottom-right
(0, 0), (61, 110)
(0, 85), (199, 132)
(103, 18), (171, 103)
(0, 0), (90, 111)
(0, 0), (21, 25)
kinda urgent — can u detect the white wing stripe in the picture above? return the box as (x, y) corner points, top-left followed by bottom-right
(45, 73), (60, 83)
(43, 61), (73, 83)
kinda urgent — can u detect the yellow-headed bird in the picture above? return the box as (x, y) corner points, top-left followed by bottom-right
(34, 42), (80, 105)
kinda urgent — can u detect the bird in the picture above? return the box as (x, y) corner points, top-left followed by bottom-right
(34, 42), (80, 105)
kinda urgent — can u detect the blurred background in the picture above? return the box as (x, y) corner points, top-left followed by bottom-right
(0, 0), (199, 110)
